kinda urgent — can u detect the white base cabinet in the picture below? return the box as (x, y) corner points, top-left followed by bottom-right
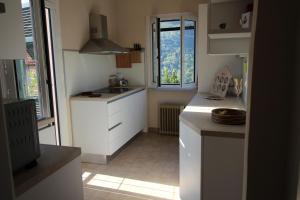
(71, 89), (146, 163)
(180, 122), (201, 200)
(17, 157), (83, 200)
(179, 121), (244, 200)
(202, 136), (244, 200)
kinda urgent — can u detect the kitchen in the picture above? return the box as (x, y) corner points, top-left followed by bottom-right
(0, 0), (299, 200)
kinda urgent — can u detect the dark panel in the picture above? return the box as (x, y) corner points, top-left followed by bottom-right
(246, 1), (298, 200)
(0, 79), (15, 199)
(0, 2), (5, 14)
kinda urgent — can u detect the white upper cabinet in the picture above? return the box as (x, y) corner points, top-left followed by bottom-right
(0, 0), (25, 59)
(207, 0), (253, 55)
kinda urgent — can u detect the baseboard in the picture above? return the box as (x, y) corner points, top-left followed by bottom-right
(148, 127), (159, 133)
(108, 131), (143, 161)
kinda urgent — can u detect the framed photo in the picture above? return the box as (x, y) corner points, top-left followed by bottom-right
(210, 67), (232, 98)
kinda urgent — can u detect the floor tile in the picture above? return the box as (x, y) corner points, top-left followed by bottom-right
(82, 132), (179, 200)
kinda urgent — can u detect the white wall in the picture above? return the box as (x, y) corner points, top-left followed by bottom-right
(0, 0), (25, 59)
(59, 0), (117, 50)
(62, 50), (116, 145)
(115, 0), (206, 47)
(198, 4), (243, 93)
(63, 51), (116, 95)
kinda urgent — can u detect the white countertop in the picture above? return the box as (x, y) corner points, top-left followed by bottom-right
(70, 87), (145, 102)
(180, 93), (246, 136)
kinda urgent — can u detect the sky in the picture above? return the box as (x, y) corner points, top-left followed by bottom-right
(21, 0), (30, 8)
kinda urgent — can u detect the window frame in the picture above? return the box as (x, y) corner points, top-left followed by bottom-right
(148, 13), (198, 89)
(18, 0), (52, 119)
(182, 17), (197, 88)
(44, 0), (69, 146)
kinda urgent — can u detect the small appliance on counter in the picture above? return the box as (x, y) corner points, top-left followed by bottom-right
(109, 74), (119, 87)
(119, 79), (128, 87)
(4, 99), (40, 172)
(109, 72), (128, 87)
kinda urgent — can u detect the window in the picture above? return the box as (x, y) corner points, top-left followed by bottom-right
(151, 16), (197, 88)
(14, 0), (58, 122)
(15, 0), (51, 119)
(0, 0), (60, 145)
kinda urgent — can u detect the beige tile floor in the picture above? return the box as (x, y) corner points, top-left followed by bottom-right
(81, 132), (179, 200)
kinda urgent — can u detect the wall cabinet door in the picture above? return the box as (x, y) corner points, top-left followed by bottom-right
(179, 122), (201, 200)
(0, 0), (25, 59)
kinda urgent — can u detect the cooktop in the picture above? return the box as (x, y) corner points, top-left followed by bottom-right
(94, 87), (132, 94)
(77, 87), (133, 97)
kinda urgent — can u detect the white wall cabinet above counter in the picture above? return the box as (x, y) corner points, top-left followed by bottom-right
(207, 0), (253, 55)
(0, 0), (26, 59)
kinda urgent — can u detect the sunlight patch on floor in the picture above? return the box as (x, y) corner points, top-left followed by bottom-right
(84, 172), (180, 200)
(82, 172), (92, 181)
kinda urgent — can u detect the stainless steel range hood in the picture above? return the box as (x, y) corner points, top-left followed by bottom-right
(79, 14), (128, 54)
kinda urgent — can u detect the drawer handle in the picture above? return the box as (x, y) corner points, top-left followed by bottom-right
(109, 122), (122, 131)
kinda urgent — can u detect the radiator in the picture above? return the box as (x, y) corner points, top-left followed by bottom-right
(159, 104), (184, 136)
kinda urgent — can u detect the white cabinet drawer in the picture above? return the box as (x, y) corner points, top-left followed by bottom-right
(108, 99), (123, 116)
(108, 112), (122, 130)
(109, 122), (123, 141)
(108, 122), (125, 154)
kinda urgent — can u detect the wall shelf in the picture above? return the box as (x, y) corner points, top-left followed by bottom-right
(208, 32), (251, 39)
(207, 0), (253, 55)
(116, 48), (144, 68)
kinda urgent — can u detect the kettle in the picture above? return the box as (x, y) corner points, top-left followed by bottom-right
(119, 79), (128, 87)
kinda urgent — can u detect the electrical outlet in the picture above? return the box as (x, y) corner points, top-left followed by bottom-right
(0, 2), (6, 14)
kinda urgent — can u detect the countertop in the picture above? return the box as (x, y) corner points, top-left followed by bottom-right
(14, 145), (81, 197)
(70, 86), (145, 103)
(179, 93), (246, 137)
